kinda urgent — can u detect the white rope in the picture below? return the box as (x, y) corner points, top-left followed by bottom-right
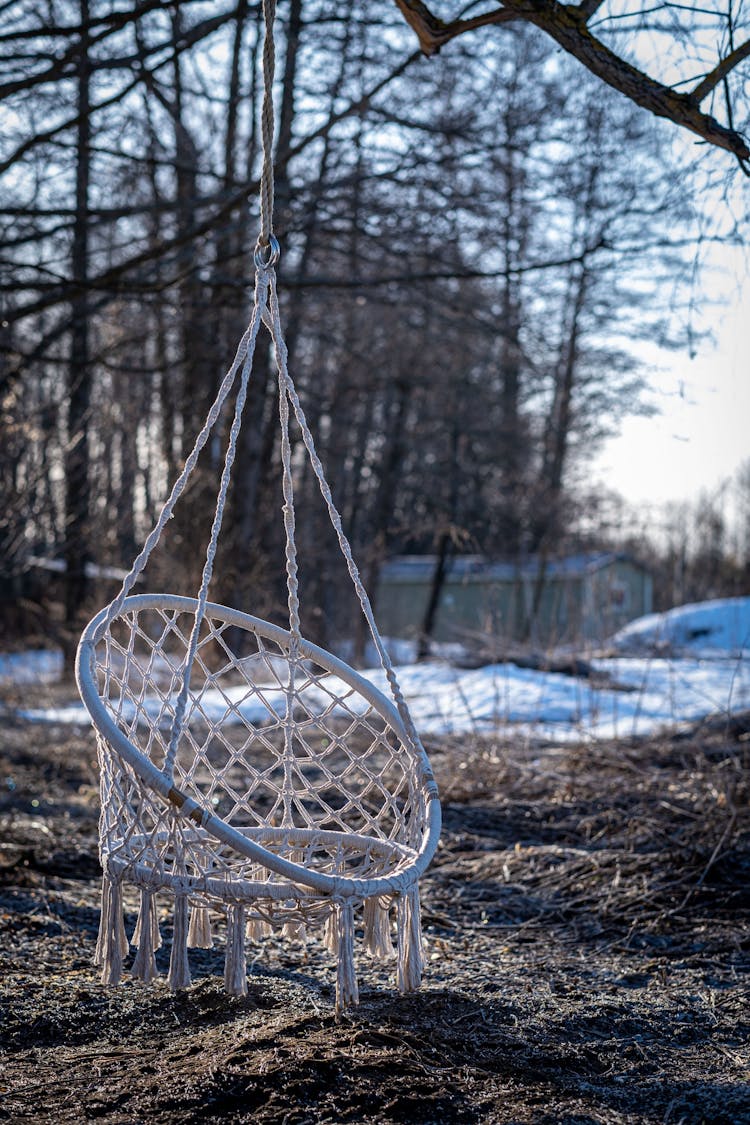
(278, 336), (300, 828)
(78, 0), (439, 1011)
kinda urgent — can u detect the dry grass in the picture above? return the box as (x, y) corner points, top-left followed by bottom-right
(0, 691), (748, 1123)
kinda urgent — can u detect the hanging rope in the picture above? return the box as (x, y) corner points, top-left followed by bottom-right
(163, 271), (271, 780)
(261, 277), (435, 783)
(257, 0), (278, 264)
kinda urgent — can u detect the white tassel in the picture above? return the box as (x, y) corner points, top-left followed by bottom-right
(224, 905), (247, 997)
(131, 889), (158, 982)
(246, 916), (272, 940)
(167, 894), (192, 991)
(187, 904), (214, 949)
(363, 895), (393, 960)
(94, 872), (111, 968)
(118, 888), (129, 960)
(322, 906), (338, 954)
(131, 887), (162, 950)
(396, 885), (424, 994)
(335, 900), (359, 1012)
(96, 872), (126, 985)
(151, 896), (162, 951)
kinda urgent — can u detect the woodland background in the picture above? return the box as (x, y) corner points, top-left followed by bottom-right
(2, 0), (749, 658)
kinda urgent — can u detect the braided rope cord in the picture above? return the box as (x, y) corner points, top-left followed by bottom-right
(277, 298), (300, 827)
(258, 0), (276, 253)
(162, 272), (272, 781)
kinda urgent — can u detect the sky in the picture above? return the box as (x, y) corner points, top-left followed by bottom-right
(588, 5), (749, 514)
(591, 229), (748, 511)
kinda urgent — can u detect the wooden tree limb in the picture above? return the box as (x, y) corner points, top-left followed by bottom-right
(692, 37), (750, 104)
(574, 0), (605, 19)
(392, 0), (750, 165)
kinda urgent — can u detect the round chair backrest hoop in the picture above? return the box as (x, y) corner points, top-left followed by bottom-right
(76, 593), (441, 898)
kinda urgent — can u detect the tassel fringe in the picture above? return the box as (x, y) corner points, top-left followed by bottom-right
(363, 895), (393, 959)
(92, 871), (425, 1005)
(334, 900), (359, 1012)
(167, 893), (192, 991)
(94, 872), (110, 967)
(95, 871), (127, 985)
(396, 885), (424, 994)
(322, 907), (338, 954)
(224, 905), (247, 997)
(131, 888), (158, 982)
(132, 887), (162, 950)
(187, 904), (214, 949)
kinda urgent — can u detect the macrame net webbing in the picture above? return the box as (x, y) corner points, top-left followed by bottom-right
(76, 244), (440, 1012)
(96, 598), (427, 886)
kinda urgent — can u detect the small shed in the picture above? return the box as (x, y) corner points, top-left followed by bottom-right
(375, 553), (653, 649)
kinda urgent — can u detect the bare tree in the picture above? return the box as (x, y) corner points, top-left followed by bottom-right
(64, 0), (92, 627)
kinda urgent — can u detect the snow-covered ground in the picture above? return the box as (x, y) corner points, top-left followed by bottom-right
(2, 598), (748, 741)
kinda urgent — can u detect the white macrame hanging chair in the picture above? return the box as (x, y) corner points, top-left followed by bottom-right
(75, 0), (440, 1011)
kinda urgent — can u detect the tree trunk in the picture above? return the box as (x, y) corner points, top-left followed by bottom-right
(64, 0), (91, 631)
(352, 374), (413, 665)
(417, 416), (461, 659)
(417, 532), (451, 661)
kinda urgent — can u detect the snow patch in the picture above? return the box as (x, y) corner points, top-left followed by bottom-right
(0, 649), (63, 685)
(3, 596), (749, 739)
(611, 596), (750, 657)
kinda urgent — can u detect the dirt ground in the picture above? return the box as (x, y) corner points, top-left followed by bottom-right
(0, 682), (748, 1124)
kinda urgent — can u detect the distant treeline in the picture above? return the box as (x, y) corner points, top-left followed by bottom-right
(1, 1), (746, 650)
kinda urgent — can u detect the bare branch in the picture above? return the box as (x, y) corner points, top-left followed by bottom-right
(692, 37), (750, 103)
(3, 48), (422, 327)
(575, 0), (606, 19)
(391, 0), (520, 56)
(391, 0), (750, 163)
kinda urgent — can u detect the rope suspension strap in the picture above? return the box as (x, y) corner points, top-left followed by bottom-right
(256, 0), (280, 268)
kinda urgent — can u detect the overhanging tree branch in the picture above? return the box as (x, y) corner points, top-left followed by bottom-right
(392, 0), (750, 164)
(692, 37), (750, 104)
